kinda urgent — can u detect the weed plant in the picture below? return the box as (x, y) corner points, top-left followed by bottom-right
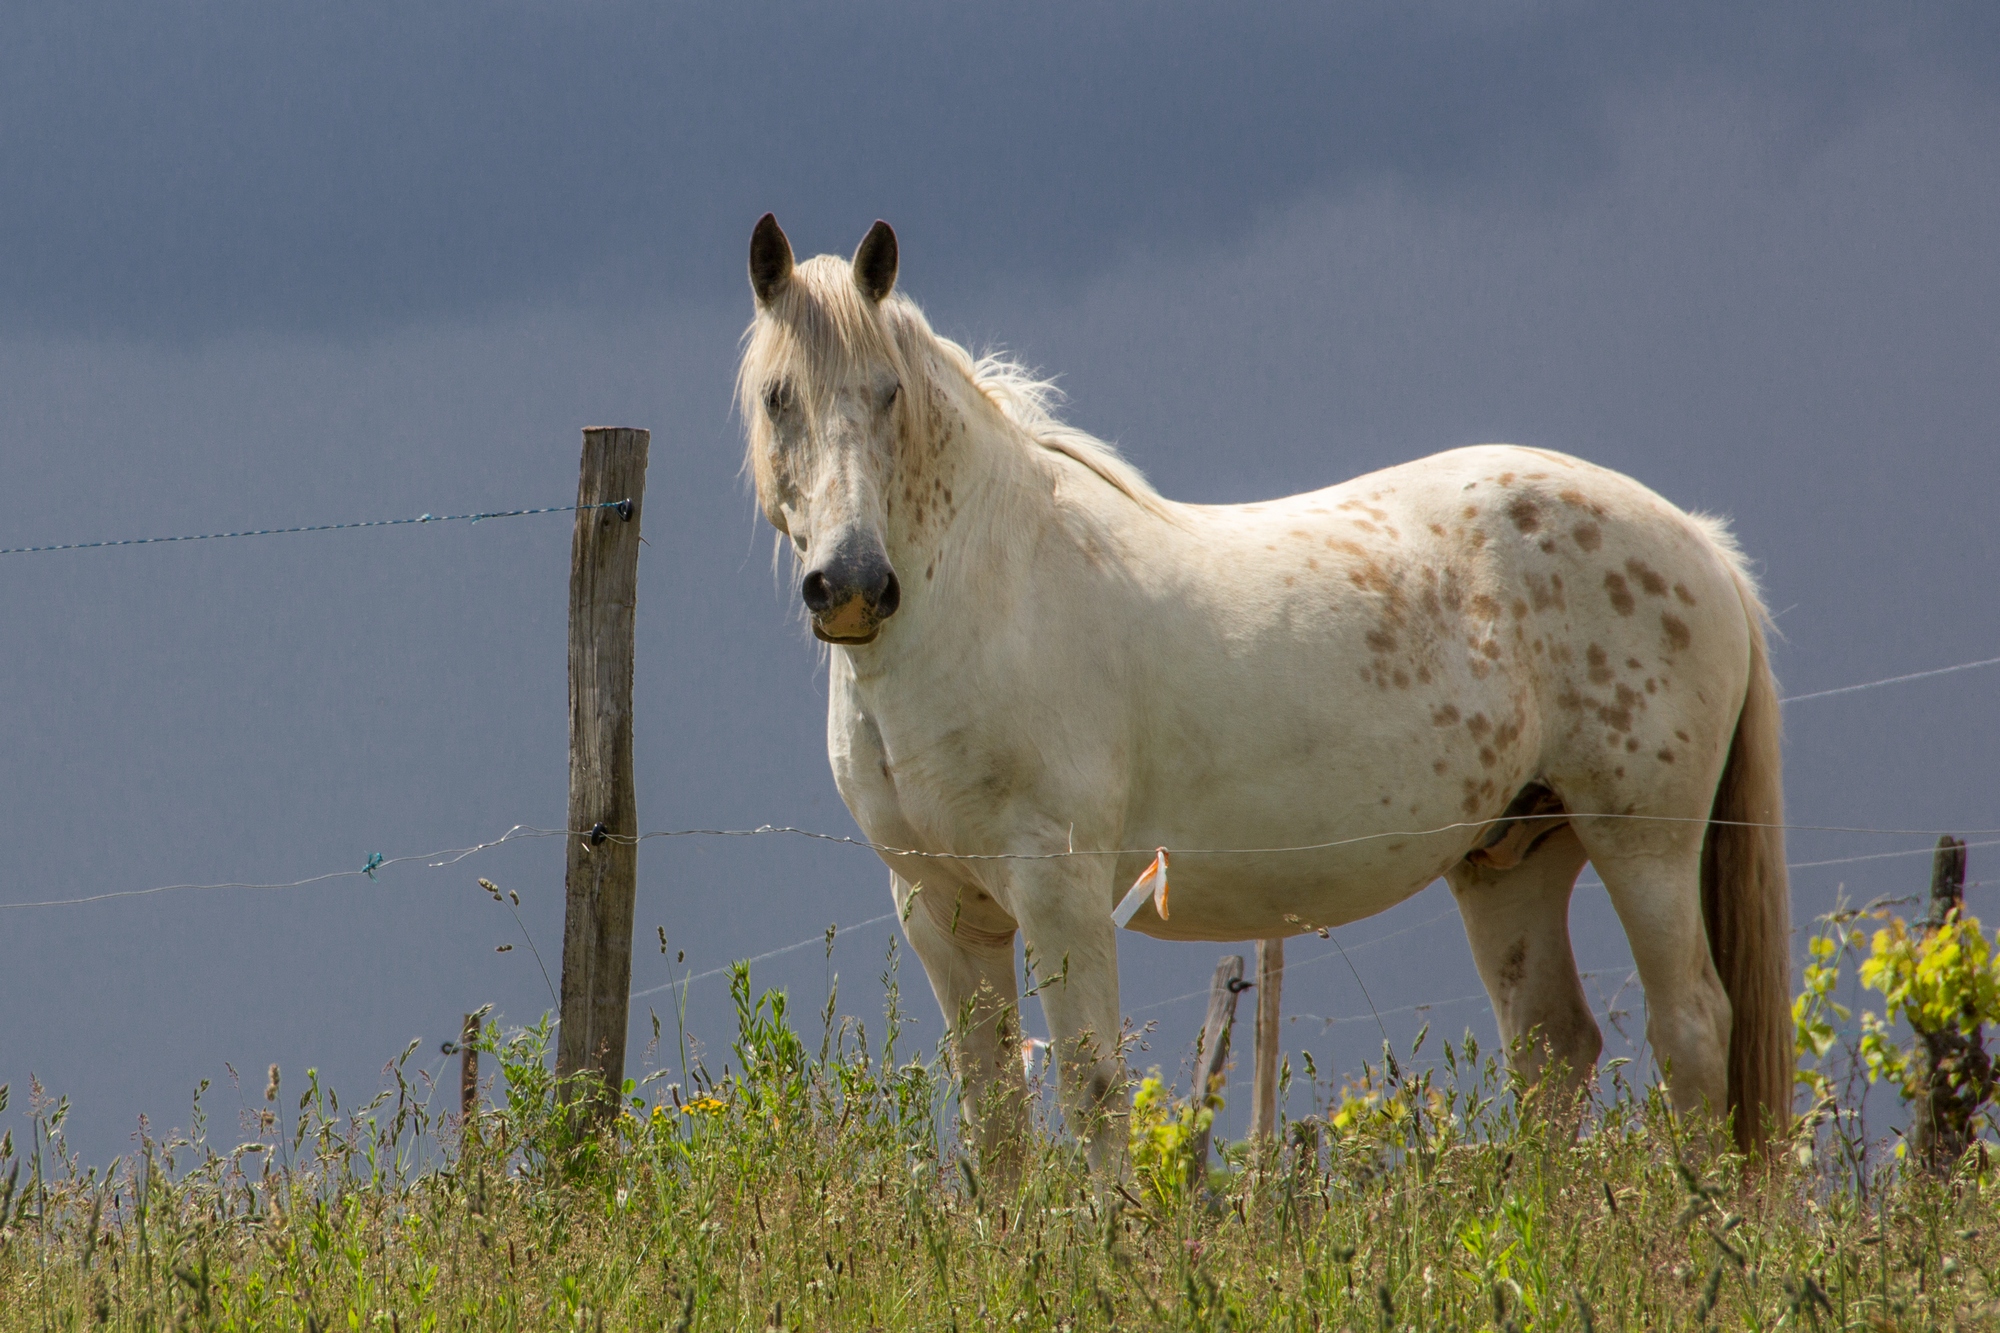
(4, 941), (1998, 1330)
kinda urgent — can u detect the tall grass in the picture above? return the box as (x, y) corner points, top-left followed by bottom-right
(3, 944), (1997, 1330)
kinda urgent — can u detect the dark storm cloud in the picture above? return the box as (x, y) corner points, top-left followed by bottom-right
(1, 1), (1992, 338)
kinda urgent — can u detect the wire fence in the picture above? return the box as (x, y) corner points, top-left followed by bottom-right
(0, 516), (1992, 1059)
(0, 499), (629, 557)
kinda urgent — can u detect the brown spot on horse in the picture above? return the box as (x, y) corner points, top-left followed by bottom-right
(1586, 644), (1614, 685)
(1604, 572), (1635, 616)
(1625, 558), (1669, 597)
(1660, 613), (1692, 651)
(1506, 495), (1541, 532)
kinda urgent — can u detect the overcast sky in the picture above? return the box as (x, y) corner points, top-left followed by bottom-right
(3, 3), (1997, 1162)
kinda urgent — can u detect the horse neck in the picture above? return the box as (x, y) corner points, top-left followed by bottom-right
(885, 369), (1054, 571)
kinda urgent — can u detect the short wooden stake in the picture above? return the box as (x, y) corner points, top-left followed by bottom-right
(554, 426), (650, 1113)
(1250, 938), (1285, 1142)
(1913, 835), (1990, 1171)
(459, 1012), (480, 1126)
(1188, 954), (1247, 1175)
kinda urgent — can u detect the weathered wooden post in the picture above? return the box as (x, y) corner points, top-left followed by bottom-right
(1250, 938), (1285, 1143)
(554, 426), (649, 1113)
(1188, 954), (1247, 1175)
(1913, 836), (1990, 1171)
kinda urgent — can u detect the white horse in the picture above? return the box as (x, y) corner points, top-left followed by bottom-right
(736, 215), (1792, 1163)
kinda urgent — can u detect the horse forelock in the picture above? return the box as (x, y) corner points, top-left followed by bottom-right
(737, 257), (915, 509)
(737, 255), (1173, 521)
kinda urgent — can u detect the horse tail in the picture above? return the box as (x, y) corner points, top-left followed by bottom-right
(1697, 533), (1793, 1152)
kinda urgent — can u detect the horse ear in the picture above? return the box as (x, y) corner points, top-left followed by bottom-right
(749, 213), (794, 306)
(852, 220), (898, 303)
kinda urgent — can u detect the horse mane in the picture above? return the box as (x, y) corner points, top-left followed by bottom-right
(932, 339), (1177, 520)
(738, 255), (1175, 521)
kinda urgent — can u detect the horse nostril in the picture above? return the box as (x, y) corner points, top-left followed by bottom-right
(800, 570), (833, 612)
(876, 569), (901, 618)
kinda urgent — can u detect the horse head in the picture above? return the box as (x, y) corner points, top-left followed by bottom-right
(739, 213), (910, 646)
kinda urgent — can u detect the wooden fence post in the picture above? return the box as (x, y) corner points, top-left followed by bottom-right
(1188, 954), (1247, 1175)
(1250, 938), (1285, 1143)
(554, 426), (649, 1113)
(1914, 835), (1990, 1171)
(460, 1012), (480, 1127)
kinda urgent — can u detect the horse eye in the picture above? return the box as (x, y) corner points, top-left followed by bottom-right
(764, 382), (790, 417)
(883, 382), (901, 408)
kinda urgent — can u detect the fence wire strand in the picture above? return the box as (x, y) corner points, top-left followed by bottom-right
(0, 500), (628, 557)
(4, 818), (1994, 914)
(1778, 652), (2000, 704)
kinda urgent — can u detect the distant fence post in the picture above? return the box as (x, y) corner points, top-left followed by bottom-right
(1188, 954), (1247, 1176)
(460, 1012), (480, 1128)
(1914, 835), (1989, 1172)
(554, 426), (650, 1114)
(1250, 938), (1284, 1144)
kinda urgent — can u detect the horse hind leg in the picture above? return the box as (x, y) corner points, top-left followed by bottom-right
(894, 873), (1029, 1169)
(1447, 822), (1602, 1103)
(1569, 809), (1731, 1123)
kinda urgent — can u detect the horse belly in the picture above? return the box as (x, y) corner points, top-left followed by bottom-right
(1117, 637), (1521, 941)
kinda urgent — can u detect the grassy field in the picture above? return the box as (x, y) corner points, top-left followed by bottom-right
(3, 954), (1997, 1331)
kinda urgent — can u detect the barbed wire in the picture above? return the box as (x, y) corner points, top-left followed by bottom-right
(1779, 652), (2000, 705)
(0, 645), (1991, 910)
(1281, 960), (1643, 1035)
(610, 812), (2000, 867)
(623, 823), (2000, 1021)
(3, 813), (1992, 915)
(0, 499), (630, 557)
(0, 824), (557, 911)
(619, 911), (904, 1013)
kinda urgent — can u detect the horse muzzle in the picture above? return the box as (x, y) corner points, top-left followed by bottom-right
(801, 545), (901, 645)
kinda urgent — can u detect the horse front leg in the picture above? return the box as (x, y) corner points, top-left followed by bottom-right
(1012, 863), (1126, 1174)
(893, 873), (1029, 1173)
